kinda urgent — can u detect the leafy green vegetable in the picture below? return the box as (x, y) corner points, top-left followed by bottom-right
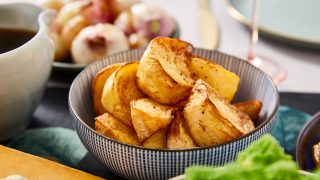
(264, 161), (301, 180)
(236, 134), (292, 168)
(185, 165), (263, 180)
(185, 134), (306, 180)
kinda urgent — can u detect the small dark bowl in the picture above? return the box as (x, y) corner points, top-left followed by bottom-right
(296, 112), (320, 171)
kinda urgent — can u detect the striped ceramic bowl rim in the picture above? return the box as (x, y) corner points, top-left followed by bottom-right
(69, 48), (279, 179)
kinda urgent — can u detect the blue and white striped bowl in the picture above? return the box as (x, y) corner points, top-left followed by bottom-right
(69, 48), (279, 180)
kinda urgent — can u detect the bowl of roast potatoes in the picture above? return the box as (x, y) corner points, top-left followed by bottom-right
(69, 37), (279, 179)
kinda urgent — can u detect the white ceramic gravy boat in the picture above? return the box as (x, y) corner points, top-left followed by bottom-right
(0, 3), (55, 141)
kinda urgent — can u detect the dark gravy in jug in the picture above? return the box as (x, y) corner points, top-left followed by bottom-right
(0, 28), (36, 54)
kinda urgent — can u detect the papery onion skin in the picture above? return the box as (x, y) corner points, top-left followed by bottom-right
(71, 23), (129, 65)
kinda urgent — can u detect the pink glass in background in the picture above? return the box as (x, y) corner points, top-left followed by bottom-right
(246, 0), (286, 84)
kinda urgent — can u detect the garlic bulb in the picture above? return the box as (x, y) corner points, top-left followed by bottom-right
(71, 23), (129, 65)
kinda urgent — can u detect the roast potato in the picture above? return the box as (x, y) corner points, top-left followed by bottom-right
(142, 128), (167, 149)
(313, 142), (320, 167)
(184, 80), (255, 147)
(93, 37), (262, 150)
(130, 98), (176, 142)
(145, 37), (194, 86)
(189, 57), (240, 102)
(234, 100), (262, 122)
(101, 62), (145, 127)
(204, 79), (255, 134)
(136, 37), (194, 105)
(95, 112), (140, 146)
(137, 55), (191, 105)
(167, 111), (197, 149)
(92, 63), (123, 116)
(173, 101), (188, 111)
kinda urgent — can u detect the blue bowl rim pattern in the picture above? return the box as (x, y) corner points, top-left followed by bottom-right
(69, 47), (279, 152)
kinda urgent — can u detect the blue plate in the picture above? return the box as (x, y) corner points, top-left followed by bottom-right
(226, 0), (320, 50)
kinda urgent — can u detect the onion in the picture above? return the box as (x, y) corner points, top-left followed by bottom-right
(114, 10), (134, 35)
(131, 3), (175, 40)
(61, 0), (78, 4)
(38, 0), (64, 12)
(128, 33), (148, 49)
(71, 23), (129, 65)
(82, 0), (116, 25)
(49, 31), (69, 62)
(61, 15), (88, 48)
(114, 0), (140, 15)
(55, 0), (90, 29)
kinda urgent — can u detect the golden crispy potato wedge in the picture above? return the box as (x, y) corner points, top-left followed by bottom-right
(130, 98), (177, 142)
(95, 112), (141, 146)
(92, 63), (123, 116)
(234, 100), (262, 122)
(142, 128), (167, 149)
(189, 57), (240, 102)
(184, 80), (255, 147)
(203, 80), (255, 134)
(141, 37), (194, 87)
(101, 62), (145, 127)
(137, 53), (191, 105)
(173, 101), (188, 111)
(167, 112), (197, 149)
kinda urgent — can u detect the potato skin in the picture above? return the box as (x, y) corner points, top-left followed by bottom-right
(203, 80), (255, 134)
(190, 57), (240, 102)
(92, 63), (123, 116)
(234, 100), (263, 122)
(184, 80), (254, 147)
(137, 52), (191, 105)
(147, 37), (194, 87)
(184, 88), (241, 146)
(95, 112), (141, 146)
(142, 128), (167, 149)
(167, 112), (197, 149)
(130, 98), (176, 142)
(101, 62), (145, 127)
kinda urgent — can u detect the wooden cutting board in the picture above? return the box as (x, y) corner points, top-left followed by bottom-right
(0, 145), (104, 180)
